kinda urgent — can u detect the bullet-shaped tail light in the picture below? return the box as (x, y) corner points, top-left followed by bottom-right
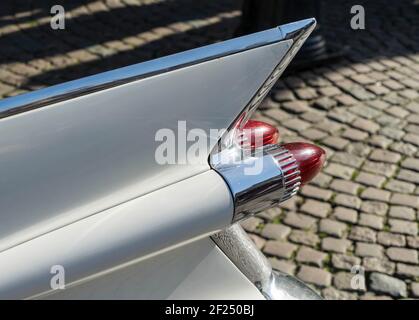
(239, 120), (279, 148)
(282, 142), (326, 185)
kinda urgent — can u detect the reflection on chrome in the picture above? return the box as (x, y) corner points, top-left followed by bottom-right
(212, 224), (322, 300)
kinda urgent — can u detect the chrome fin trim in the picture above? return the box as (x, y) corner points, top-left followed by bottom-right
(0, 19), (313, 119)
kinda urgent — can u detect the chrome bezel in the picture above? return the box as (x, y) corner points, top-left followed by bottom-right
(211, 144), (301, 222)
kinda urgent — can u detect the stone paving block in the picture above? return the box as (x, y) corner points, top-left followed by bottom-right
(401, 157), (419, 171)
(311, 172), (333, 188)
(313, 97), (337, 110)
(359, 293), (393, 300)
(352, 117), (380, 134)
(331, 254), (361, 271)
(376, 114), (401, 127)
(386, 106), (410, 118)
(314, 119), (343, 134)
(332, 206), (358, 224)
(335, 94), (358, 106)
(322, 287), (358, 300)
(332, 152), (364, 168)
(397, 169), (419, 184)
(258, 206), (282, 220)
(297, 265), (332, 288)
(296, 246), (328, 267)
(362, 160), (398, 177)
(282, 118), (311, 132)
(240, 217), (263, 233)
(321, 136), (350, 151)
(349, 104), (381, 118)
(407, 114), (419, 125)
(260, 223), (291, 241)
(368, 84), (390, 96)
(351, 74), (375, 85)
(367, 99), (390, 110)
(345, 142), (372, 157)
(318, 86), (341, 97)
(300, 111), (326, 123)
(300, 128), (328, 141)
(330, 179), (360, 195)
(377, 232), (406, 247)
(360, 201), (388, 216)
(328, 109), (356, 124)
(288, 230), (320, 247)
(300, 199), (331, 218)
(283, 212), (317, 230)
(349, 226), (377, 243)
(368, 135), (393, 148)
(407, 236), (419, 249)
(319, 219), (347, 237)
(403, 133), (419, 147)
(263, 241), (298, 259)
(396, 263), (419, 279)
(321, 237), (352, 254)
(406, 124), (419, 135)
(390, 193), (419, 208)
(281, 100), (309, 114)
(278, 198), (297, 211)
(380, 127), (405, 140)
(269, 258), (296, 275)
(369, 149), (401, 164)
(349, 87), (376, 101)
(358, 213), (384, 230)
(334, 272), (364, 292)
(272, 89), (296, 102)
(386, 247), (418, 264)
(342, 128), (368, 141)
(389, 219), (418, 236)
(360, 187), (391, 202)
(264, 109), (291, 122)
(355, 172), (386, 188)
(388, 206), (416, 221)
(363, 257), (395, 274)
(356, 243), (384, 258)
(406, 101), (419, 114)
(295, 87), (317, 100)
(369, 273), (407, 298)
(385, 179), (416, 194)
(411, 283), (419, 298)
(389, 142), (418, 157)
(334, 193), (362, 210)
(300, 185), (333, 201)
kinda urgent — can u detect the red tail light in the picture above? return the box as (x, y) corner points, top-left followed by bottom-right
(238, 121), (325, 185)
(282, 142), (326, 185)
(211, 119), (326, 222)
(239, 120), (279, 148)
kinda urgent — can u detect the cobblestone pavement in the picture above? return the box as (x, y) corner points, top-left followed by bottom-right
(1, 0), (419, 299)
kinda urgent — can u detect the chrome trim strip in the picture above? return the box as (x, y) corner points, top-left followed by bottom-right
(0, 18), (315, 120)
(211, 224), (322, 300)
(0, 25), (286, 119)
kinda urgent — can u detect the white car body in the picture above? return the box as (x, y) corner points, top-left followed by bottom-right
(0, 19), (320, 300)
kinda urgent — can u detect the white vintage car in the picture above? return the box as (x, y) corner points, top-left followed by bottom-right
(0, 18), (325, 300)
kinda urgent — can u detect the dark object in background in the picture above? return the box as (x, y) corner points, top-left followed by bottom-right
(236, 0), (346, 71)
